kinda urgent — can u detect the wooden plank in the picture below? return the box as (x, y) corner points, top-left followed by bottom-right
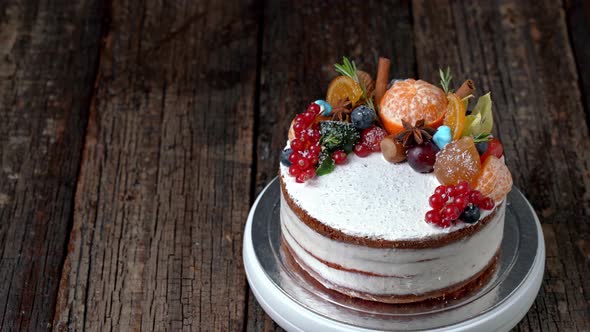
(249, 0), (415, 330)
(412, 0), (590, 330)
(0, 0), (104, 330)
(53, 0), (260, 330)
(565, 0), (590, 124)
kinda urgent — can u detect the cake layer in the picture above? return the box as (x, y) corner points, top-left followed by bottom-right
(279, 152), (496, 244)
(280, 193), (505, 298)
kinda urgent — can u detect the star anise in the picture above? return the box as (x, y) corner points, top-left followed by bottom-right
(330, 98), (353, 121)
(395, 119), (436, 147)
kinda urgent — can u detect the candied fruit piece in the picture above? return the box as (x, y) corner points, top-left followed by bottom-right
(443, 94), (466, 140)
(434, 136), (481, 185)
(473, 156), (513, 201)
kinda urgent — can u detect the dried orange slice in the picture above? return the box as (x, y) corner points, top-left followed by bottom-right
(379, 79), (448, 135)
(326, 76), (363, 107)
(444, 94), (466, 140)
(473, 156), (513, 201)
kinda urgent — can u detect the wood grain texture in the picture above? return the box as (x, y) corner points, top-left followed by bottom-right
(0, 0), (103, 330)
(249, 0), (415, 330)
(52, 0), (260, 330)
(413, 0), (590, 330)
(565, 0), (590, 125)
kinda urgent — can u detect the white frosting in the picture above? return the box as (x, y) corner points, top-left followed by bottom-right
(281, 196), (505, 295)
(280, 151), (494, 241)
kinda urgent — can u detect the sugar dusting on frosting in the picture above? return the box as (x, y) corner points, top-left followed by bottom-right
(280, 150), (494, 241)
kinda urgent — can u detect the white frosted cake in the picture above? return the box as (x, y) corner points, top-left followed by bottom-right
(278, 57), (513, 303)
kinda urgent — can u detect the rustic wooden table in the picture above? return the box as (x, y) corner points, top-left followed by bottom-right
(0, 0), (589, 331)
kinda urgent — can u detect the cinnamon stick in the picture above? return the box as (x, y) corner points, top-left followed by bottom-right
(375, 57), (391, 106)
(456, 79), (475, 98)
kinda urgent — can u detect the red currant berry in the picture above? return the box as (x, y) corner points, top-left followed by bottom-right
(309, 144), (321, 156)
(306, 103), (321, 115)
(295, 173), (306, 183)
(308, 129), (321, 142)
(288, 165), (301, 177)
(469, 190), (484, 205)
(307, 154), (319, 165)
(429, 194), (445, 210)
(293, 121), (305, 134)
(439, 218), (452, 228)
(297, 157), (310, 170)
(332, 150), (347, 165)
(354, 144), (371, 157)
(425, 210), (442, 224)
(288, 152), (300, 164)
(291, 139), (304, 152)
(304, 167), (316, 179)
(446, 185), (457, 197)
(456, 181), (470, 195)
(443, 205), (461, 221)
(480, 197), (495, 210)
(301, 112), (315, 125)
(434, 185), (447, 196)
(454, 196), (469, 210)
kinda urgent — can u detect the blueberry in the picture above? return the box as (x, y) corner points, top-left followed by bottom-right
(280, 148), (293, 166)
(351, 106), (375, 129)
(475, 141), (488, 155)
(460, 203), (481, 224)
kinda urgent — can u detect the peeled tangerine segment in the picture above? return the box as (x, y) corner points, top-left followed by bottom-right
(434, 136), (481, 185)
(474, 156), (513, 202)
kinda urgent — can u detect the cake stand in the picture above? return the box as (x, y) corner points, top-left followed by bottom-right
(243, 177), (545, 332)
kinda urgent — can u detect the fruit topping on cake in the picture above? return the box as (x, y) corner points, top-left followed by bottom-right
(281, 56), (513, 222)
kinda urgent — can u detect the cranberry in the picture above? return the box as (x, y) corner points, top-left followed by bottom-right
(361, 126), (388, 151)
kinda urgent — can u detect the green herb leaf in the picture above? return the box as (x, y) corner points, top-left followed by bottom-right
(472, 133), (491, 143)
(439, 67), (453, 94)
(462, 92), (493, 137)
(316, 151), (335, 176)
(334, 56), (375, 111)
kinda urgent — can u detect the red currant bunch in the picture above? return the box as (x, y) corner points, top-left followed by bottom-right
(288, 104), (323, 183)
(425, 181), (495, 228)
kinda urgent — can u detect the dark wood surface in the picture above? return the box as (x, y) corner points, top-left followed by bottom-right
(0, 0), (588, 331)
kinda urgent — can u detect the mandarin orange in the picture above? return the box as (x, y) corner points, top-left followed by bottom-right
(379, 79), (448, 135)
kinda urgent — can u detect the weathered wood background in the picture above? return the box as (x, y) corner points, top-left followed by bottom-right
(0, 0), (588, 331)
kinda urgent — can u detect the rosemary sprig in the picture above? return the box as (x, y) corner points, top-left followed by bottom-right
(439, 67), (453, 94)
(334, 56), (375, 111)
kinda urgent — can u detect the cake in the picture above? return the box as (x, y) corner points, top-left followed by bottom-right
(278, 57), (513, 303)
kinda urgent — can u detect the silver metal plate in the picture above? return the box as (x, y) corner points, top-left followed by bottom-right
(251, 177), (540, 331)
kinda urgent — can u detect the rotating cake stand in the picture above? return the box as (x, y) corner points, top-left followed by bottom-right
(243, 177), (545, 332)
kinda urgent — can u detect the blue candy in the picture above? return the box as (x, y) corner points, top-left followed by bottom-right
(314, 100), (332, 116)
(433, 126), (452, 149)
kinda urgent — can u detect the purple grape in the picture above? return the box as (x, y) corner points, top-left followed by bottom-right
(407, 142), (439, 173)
